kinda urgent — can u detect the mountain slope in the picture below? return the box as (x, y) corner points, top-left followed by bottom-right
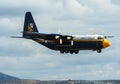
(0, 72), (20, 80)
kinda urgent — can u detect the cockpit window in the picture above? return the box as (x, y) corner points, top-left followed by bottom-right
(98, 36), (104, 39)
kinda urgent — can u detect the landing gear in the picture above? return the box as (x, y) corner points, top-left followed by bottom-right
(65, 50), (69, 53)
(97, 49), (102, 53)
(60, 50), (79, 54)
(70, 51), (74, 54)
(60, 50), (69, 54)
(75, 50), (79, 54)
(60, 51), (64, 54)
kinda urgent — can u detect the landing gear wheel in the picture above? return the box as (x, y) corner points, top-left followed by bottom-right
(97, 49), (102, 53)
(70, 51), (74, 54)
(65, 50), (69, 53)
(60, 51), (64, 54)
(75, 51), (79, 54)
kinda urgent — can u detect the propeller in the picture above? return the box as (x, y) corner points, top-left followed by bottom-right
(56, 27), (74, 45)
(58, 27), (61, 34)
(55, 35), (74, 45)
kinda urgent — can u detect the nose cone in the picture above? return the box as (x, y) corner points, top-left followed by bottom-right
(103, 39), (111, 48)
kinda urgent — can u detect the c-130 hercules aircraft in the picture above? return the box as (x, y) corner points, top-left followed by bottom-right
(14, 12), (112, 54)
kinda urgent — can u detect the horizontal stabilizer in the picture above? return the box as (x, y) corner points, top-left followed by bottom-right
(107, 36), (114, 38)
(11, 36), (23, 38)
(105, 36), (114, 38)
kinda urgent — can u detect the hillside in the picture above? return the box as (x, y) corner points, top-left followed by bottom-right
(0, 80), (120, 84)
(0, 72), (120, 84)
(0, 72), (20, 80)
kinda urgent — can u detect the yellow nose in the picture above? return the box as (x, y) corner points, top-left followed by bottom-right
(103, 39), (111, 48)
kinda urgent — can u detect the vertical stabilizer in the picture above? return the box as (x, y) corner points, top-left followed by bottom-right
(23, 12), (38, 37)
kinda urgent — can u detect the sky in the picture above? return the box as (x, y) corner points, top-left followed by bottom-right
(0, 0), (120, 80)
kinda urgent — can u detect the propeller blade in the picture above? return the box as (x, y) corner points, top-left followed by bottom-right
(58, 27), (61, 34)
(67, 36), (72, 40)
(55, 35), (60, 39)
(60, 39), (62, 44)
(71, 40), (73, 46)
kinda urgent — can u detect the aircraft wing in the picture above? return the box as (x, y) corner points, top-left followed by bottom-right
(22, 32), (48, 39)
(23, 32), (73, 40)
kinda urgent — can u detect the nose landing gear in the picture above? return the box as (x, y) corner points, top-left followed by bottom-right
(97, 49), (102, 53)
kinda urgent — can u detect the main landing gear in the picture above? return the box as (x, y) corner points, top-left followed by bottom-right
(60, 49), (102, 54)
(60, 50), (79, 54)
(97, 49), (102, 53)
